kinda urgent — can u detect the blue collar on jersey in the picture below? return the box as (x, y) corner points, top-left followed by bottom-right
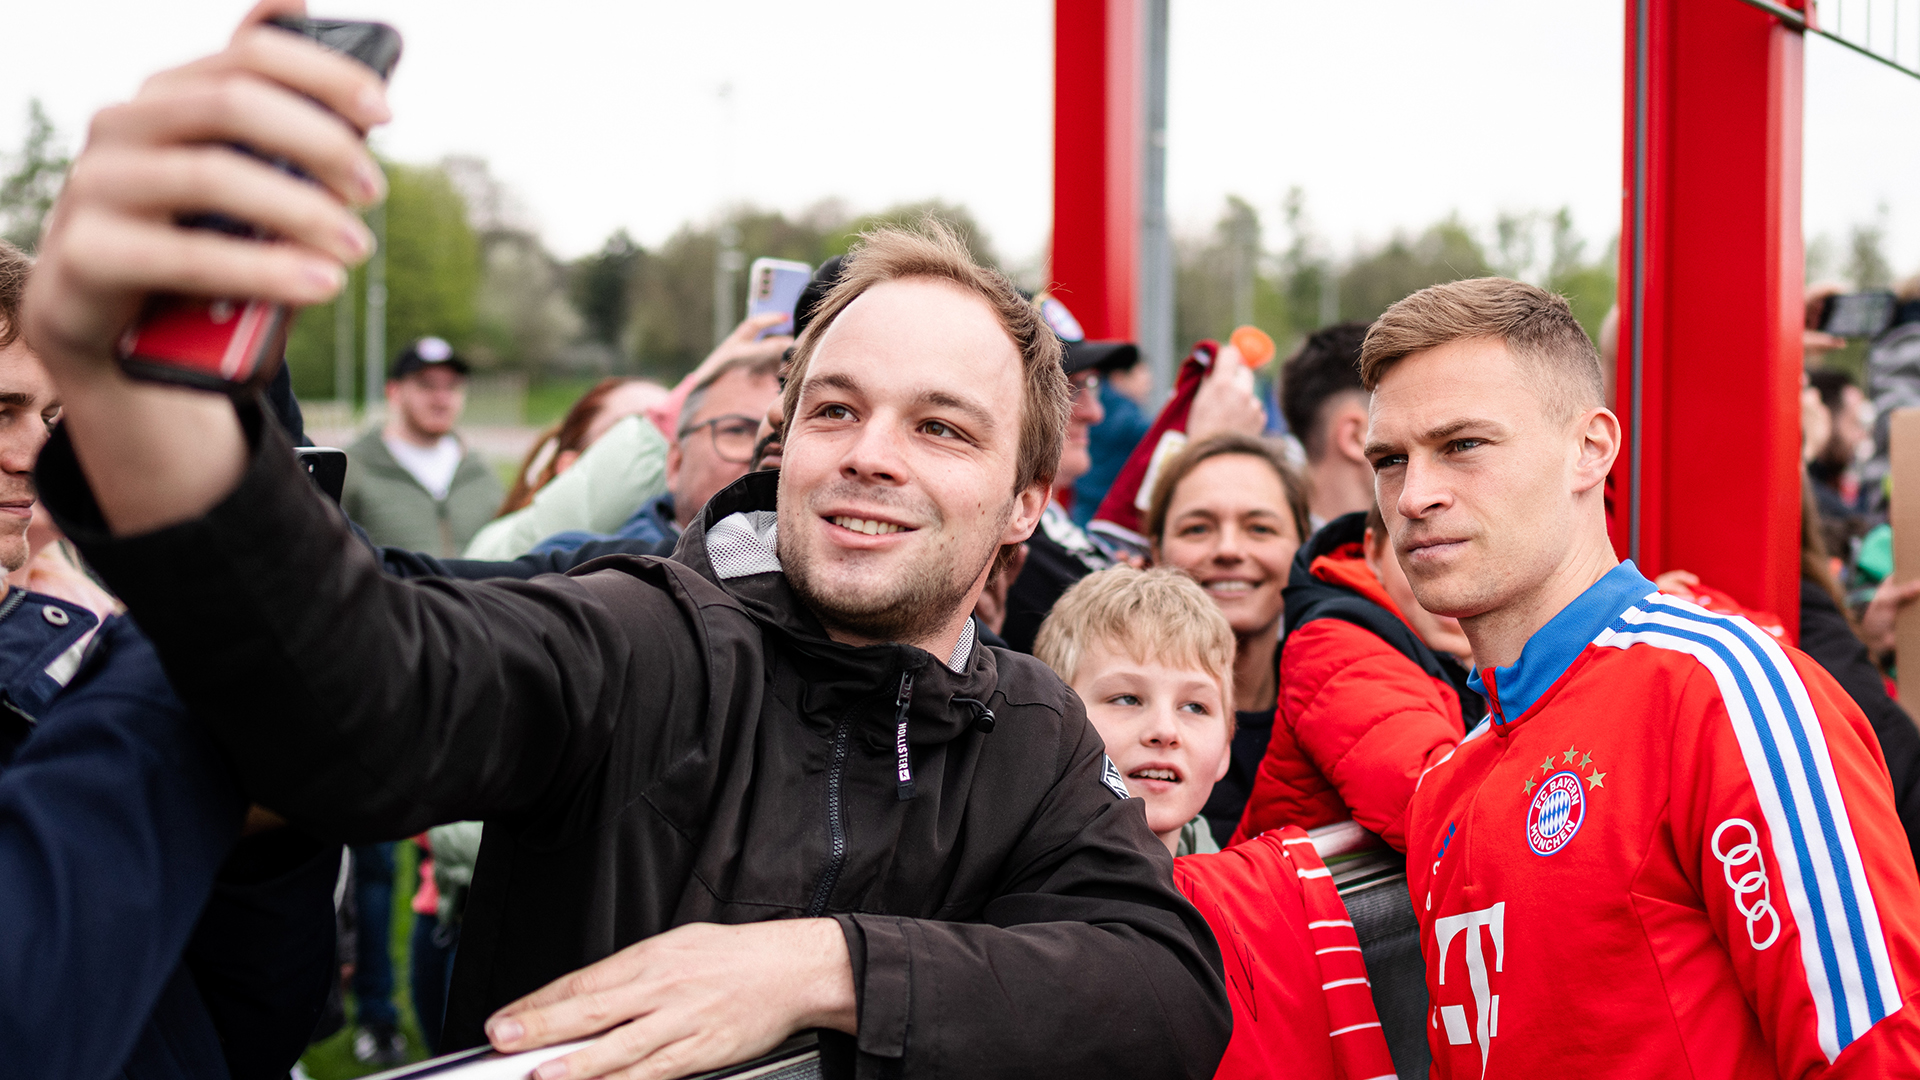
(1468, 561), (1656, 726)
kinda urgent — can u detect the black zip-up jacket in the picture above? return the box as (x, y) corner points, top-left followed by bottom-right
(38, 404), (1231, 1078)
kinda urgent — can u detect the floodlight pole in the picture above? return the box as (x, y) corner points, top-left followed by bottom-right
(363, 200), (387, 419)
(1616, 0), (1806, 635)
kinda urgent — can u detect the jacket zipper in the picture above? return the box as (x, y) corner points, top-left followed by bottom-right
(893, 672), (916, 800)
(0, 589), (25, 626)
(805, 719), (853, 918)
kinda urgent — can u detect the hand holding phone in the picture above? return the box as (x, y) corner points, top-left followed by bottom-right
(745, 258), (812, 339)
(1819, 291), (1897, 340)
(114, 17), (402, 393)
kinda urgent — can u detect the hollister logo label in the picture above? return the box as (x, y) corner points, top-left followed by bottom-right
(1525, 771), (1586, 855)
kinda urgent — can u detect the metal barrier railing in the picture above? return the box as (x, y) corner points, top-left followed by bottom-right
(1735, 0), (1920, 82)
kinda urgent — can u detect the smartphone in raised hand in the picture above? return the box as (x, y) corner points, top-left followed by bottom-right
(115, 18), (402, 393)
(745, 257), (812, 339)
(1820, 291), (1897, 340)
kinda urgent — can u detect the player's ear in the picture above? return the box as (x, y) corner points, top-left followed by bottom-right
(1572, 407), (1620, 495)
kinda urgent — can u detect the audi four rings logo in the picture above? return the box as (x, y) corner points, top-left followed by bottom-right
(1712, 817), (1781, 951)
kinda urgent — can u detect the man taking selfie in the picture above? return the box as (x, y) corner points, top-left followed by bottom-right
(22, 6), (1230, 1079)
(1363, 278), (1920, 1077)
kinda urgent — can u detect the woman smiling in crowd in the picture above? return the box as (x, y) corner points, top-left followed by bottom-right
(1147, 433), (1311, 841)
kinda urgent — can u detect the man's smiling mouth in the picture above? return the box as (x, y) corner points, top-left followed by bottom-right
(830, 516), (910, 536)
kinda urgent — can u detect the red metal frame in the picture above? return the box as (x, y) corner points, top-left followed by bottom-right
(1615, 0), (1805, 635)
(1054, 1), (1808, 630)
(1052, 0), (1141, 341)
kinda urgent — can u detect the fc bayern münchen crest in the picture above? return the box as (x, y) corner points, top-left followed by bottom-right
(1525, 770), (1587, 856)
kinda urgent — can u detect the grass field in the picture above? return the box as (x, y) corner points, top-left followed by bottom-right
(524, 377), (607, 427)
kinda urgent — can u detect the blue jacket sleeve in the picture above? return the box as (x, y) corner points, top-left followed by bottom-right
(0, 618), (244, 1080)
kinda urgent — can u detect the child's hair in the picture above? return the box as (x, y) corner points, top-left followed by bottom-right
(1035, 566), (1238, 734)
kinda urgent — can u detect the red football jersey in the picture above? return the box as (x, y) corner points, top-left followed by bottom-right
(1409, 562), (1920, 1078)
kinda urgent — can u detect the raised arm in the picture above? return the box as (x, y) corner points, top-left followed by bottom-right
(22, 0), (387, 537)
(36, 406), (677, 840)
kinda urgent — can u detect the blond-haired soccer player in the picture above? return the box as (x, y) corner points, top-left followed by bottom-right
(1369, 278), (1920, 1077)
(1038, 566), (1397, 1080)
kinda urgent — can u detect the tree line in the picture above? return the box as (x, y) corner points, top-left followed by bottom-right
(2, 99), (1907, 413)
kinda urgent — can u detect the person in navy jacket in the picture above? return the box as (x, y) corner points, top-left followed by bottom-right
(0, 240), (338, 1079)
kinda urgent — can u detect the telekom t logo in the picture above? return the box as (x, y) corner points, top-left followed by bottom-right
(1434, 901), (1506, 1076)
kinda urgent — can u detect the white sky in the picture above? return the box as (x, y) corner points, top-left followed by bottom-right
(3, 1), (1914, 277)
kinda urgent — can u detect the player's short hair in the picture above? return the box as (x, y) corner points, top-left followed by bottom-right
(783, 220), (1068, 495)
(1359, 277), (1603, 420)
(0, 240), (31, 349)
(1034, 566), (1237, 737)
(1280, 322), (1370, 461)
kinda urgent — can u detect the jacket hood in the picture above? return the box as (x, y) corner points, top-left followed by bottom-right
(668, 470), (1002, 754)
(1286, 511), (1487, 725)
(1284, 511), (1389, 637)
(1308, 544), (1401, 620)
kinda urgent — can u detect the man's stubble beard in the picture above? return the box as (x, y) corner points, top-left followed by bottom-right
(0, 479), (32, 575)
(781, 484), (1013, 647)
(0, 526), (27, 576)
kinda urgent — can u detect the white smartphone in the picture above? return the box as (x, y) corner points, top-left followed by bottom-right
(746, 257), (813, 339)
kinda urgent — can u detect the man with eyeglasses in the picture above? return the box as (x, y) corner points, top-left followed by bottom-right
(537, 353), (782, 553)
(664, 354), (783, 536)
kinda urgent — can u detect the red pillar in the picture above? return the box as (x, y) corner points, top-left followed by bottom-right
(1616, 0), (1805, 635)
(1053, 0), (1142, 340)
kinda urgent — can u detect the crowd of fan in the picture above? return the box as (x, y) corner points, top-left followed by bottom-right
(6, 12), (1920, 1080)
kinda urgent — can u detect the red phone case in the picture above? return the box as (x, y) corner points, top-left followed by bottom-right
(116, 17), (398, 394)
(117, 295), (288, 391)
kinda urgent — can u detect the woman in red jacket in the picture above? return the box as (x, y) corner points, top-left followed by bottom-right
(1231, 503), (1477, 851)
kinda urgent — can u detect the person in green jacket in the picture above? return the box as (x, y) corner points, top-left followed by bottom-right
(342, 337), (502, 556)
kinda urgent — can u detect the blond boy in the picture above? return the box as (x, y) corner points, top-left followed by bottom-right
(1036, 567), (1236, 855)
(1037, 565), (1397, 1080)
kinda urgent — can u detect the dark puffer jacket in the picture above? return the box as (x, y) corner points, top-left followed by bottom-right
(39, 404), (1231, 1079)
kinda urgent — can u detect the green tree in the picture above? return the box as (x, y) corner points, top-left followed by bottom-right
(282, 158), (483, 401)
(385, 161), (481, 358)
(1176, 196), (1280, 351)
(1544, 208), (1617, 344)
(1848, 209), (1893, 290)
(1338, 217), (1494, 323)
(572, 230), (641, 351)
(0, 100), (70, 252)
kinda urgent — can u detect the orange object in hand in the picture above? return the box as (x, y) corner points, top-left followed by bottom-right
(1230, 325), (1275, 368)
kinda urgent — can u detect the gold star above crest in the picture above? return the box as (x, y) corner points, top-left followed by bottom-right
(1524, 776), (1536, 795)
(1580, 752), (1593, 769)
(1587, 771), (1606, 790)
(1563, 745), (1580, 764)
(1541, 757), (1555, 775)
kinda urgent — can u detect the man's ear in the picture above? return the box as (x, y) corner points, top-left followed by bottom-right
(1333, 403), (1370, 465)
(665, 443), (684, 492)
(1572, 407), (1621, 495)
(1000, 480), (1051, 546)
(1362, 527), (1387, 581)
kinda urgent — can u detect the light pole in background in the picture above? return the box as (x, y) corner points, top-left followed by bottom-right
(334, 261), (355, 404)
(362, 200), (387, 419)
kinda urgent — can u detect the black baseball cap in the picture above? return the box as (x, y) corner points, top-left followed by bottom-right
(390, 336), (471, 380)
(792, 255), (848, 342)
(1037, 295), (1139, 375)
